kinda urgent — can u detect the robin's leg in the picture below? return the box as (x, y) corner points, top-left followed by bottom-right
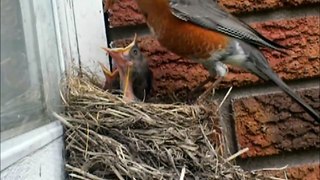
(187, 75), (215, 102)
(197, 76), (223, 102)
(196, 61), (228, 103)
(192, 75), (216, 94)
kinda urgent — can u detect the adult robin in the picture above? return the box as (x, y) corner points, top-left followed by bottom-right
(108, 0), (319, 121)
(100, 35), (153, 102)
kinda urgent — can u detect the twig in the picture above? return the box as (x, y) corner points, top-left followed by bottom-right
(53, 112), (73, 128)
(269, 177), (287, 180)
(85, 122), (89, 159)
(166, 149), (179, 175)
(66, 164), (105, 180)
(179, 165), (186, 180)
(69, 173), (88, 180)
(284, 171), (288, 180)
(198, 121), (218, 159)
(226, 147), (249, 162)
(110, 165), (125, 180)
(251, 165), (288, 173)
(216, 86), (233, 113)
(59, 87), (69, 106)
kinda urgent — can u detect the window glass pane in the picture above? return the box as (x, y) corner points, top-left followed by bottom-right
(0, 0), (52, 141)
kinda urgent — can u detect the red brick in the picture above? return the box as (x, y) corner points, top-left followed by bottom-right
(107, 0), (320, 28)
(107, 0), (144, 28)
(262, 163), (320, 180)
(233, 88), (320, 159)
(112, 16), (320, 99)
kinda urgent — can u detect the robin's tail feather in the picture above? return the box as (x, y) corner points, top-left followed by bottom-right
(246, 59), (320, 122)
(255, 38), (289, 55)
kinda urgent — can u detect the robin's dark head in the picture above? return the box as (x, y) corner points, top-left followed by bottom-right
(128, 43), (144, 63)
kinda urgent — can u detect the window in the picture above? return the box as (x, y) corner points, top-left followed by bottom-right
(1, 0), (108, 172)
(1, 0), (62, 141)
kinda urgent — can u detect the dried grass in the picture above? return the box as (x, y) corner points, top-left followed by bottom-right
(56, 68), (285, 180)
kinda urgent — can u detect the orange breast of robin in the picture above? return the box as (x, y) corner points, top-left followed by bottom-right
(148, 9), (230, 60)
(162, 20), (229, 60)
(137, 0), (229, 59)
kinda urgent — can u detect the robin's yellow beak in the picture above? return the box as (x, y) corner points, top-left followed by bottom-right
(98, 61), (120, 90)
(98, 61), (114, 77)
(101, 34), (137, 63)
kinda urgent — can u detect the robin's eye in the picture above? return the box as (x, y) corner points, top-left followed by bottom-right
(132, 48), (139, 56)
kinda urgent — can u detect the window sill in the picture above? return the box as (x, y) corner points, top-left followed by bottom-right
(1, 121), (63, 171)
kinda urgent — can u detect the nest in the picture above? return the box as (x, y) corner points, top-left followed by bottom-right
(56, 69), (283, 180)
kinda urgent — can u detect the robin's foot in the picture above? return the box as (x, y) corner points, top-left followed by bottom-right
(196, 76), (224, 104)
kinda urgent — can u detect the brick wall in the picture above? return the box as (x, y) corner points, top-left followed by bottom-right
(105, 1), (320, 179)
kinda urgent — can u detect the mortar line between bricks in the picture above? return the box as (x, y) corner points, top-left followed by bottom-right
(107, 5), (320, 41)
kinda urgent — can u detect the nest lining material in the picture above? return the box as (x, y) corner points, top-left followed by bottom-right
(55, 69), (285, 180)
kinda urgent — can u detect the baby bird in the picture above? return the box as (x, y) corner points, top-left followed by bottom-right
(100, 35), (153, 102)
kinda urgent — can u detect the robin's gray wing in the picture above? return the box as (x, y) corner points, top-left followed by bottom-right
(169, 0), (287, 52)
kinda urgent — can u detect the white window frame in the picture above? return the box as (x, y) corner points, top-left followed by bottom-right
(1, 0), (109, 172)
(1, 122), (63, 171)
